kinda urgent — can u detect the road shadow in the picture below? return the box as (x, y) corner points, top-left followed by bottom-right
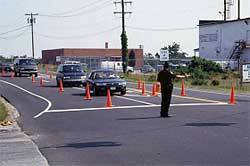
(185, 122), (237, 127)
(42, 141), (122, 150)
(117, 116), (160, 121)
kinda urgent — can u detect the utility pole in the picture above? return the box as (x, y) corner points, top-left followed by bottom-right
(25, 13), (38, 59)
(238, 0), (240, 20)
(114, 0), (132, 73)
(224, 0), (227, 21)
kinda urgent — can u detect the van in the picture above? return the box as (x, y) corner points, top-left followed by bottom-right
(13, 58), (38, 77)
(101, 61), (134, 73)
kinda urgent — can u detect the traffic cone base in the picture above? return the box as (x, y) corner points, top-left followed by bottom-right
(106, 89), (113, 107)
(85, 83), (92, 100)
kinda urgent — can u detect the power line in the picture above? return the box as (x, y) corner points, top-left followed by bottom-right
(0, 25), (30, 36)
(39, 0), (112, 18)
(126, 26), (198, 32)
(44, 0), (109, 16)
(35, 26), (120, 40)
(0, 28), (29, 40)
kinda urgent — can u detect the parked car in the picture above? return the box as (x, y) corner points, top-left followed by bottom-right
(13, 58), (38, 77)
(140, 65), (156, 73)
(56, 63), (86, 87)
(86, 69), (126, 95)
(0, 63), (12, 72)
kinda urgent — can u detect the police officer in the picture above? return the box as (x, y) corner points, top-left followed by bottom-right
(157, 62), (185, 117)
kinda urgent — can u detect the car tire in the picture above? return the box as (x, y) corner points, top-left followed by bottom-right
(14, 72), (17, 77)
(93, 86), (99, 96)
(121, 90), (126, 96)
(35, 73), (38, 77)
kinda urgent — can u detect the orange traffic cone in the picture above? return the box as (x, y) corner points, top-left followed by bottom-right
(49, 73), (53, 80)
(31, 74), (35, 83)
(11, 72), (15, 78)
(151, 83), (157, 96)
(59, 80), (64, 92)
(1, 69), (5, 76)
(156, 82), (161, 93)
(229, 86), (236, 104)
(180, 80), (186, 96)
(85, 83), (92, 100)
(137, 79), (141, 89)
(39, 77), (43, 87)
(106, 89), (113, 107)
(141, 82), (146, 95)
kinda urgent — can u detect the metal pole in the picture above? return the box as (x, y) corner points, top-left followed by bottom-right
(31, 13), (35, 59)
(224, 0), (227, 21)
(238, 0), (240, 20)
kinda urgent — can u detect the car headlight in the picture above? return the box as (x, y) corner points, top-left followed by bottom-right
(119, 82), (126, 86)
(20, 68), (25, 70)
(34, 67), (38, 70)
(81, 76), (86, 79)
(96, 82), (107, 86)
(63, 76), (70, 79)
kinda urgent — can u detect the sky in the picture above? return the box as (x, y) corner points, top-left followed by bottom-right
(0, 0), (250, 58)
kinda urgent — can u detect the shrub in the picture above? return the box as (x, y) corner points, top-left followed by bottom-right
(191, 79), (208, 86)
(211, 80), (220, 86)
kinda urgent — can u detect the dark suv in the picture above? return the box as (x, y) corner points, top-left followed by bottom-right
(14, 58), (38, 77)
(56, 63), (86, 87)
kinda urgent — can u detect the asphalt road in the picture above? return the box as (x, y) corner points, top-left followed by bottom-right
(0, 73), (249, 166)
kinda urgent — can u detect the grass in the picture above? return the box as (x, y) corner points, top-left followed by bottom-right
(0, 102), (8, 122)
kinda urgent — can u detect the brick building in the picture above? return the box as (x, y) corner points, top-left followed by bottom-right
(42, 44), (144, 69)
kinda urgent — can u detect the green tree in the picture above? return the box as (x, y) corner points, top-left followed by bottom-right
(162, 42), (187, 59)
(128, 50), (136, 67)
(121, 31), (128, 73)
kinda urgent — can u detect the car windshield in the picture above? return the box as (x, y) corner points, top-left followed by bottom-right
(94, 71), (120, 79)
(19, 59), (36, 65)
(63, 65), (84, 73)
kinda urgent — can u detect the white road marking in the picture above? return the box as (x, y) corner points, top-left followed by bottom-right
(0, 80), (52, 119)
(115, 95), (155, 105)
(47, 102), (229, 113)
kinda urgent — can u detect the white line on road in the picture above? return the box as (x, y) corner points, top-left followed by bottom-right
(47, 102), (228, 113)
(115, 95), (155, 105)
(0, 80), (52, 119)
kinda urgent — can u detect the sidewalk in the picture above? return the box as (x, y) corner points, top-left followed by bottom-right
(0, 98), (49, 166)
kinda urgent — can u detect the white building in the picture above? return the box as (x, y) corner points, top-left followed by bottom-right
(199, 17), (250, 69)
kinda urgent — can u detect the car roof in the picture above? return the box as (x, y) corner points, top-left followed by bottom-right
(60, 63), (81, 66)
(92, 69), (115, 72)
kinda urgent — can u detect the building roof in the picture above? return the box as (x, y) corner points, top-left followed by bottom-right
(198, 17), (250, 26)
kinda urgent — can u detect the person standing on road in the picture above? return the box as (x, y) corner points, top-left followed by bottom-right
(157, 62), (186, 118)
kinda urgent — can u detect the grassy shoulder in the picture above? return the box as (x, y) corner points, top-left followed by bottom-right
(120, 72), (250, 94)
(0, 102), (8, 122)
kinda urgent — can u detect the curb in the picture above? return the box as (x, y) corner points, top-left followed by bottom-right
(0, 97), (49, 166)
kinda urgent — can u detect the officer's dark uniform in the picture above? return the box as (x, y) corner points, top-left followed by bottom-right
(157, 65), (176, 117)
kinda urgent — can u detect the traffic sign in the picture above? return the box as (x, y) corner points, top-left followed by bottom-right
(160, 49), (169, 61)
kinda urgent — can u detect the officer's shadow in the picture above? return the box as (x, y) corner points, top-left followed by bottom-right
(116, 116), (160, 121)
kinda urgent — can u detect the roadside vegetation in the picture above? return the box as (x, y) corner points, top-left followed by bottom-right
(0, 102), (8, 122)
(35, 57), (250, 94)
(121, 57), (250, 94)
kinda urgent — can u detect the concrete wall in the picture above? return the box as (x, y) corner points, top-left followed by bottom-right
(199, 19), (250, 63)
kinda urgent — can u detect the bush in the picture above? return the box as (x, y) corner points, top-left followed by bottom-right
(147, 75), (156, 82)
(191, 79), (208, 86)
(211, 80), (220, 86)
